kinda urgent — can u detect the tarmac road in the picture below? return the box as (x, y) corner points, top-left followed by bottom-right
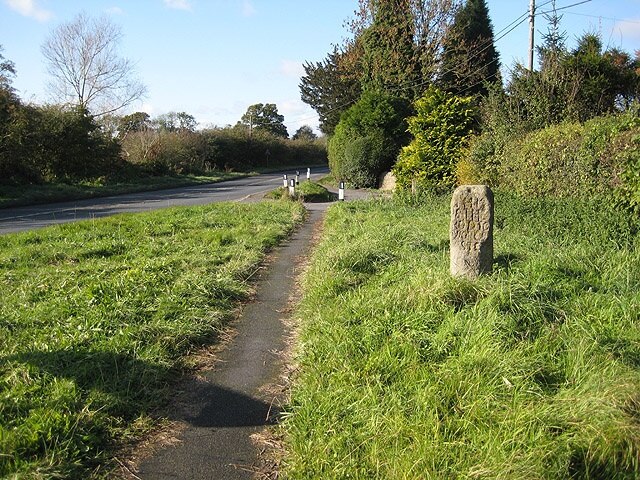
(0, 166), (329, 234)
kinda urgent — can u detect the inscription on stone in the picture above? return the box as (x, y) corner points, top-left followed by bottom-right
(450, 185), (494, 278)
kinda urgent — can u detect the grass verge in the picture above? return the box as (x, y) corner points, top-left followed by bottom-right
(0, 200), (305, 478)
(265, 181), (336, 203)
(283, 193), (640, 478)
(0, 171), (249, 209)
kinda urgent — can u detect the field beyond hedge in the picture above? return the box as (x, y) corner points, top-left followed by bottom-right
(284, 194), (640, 479)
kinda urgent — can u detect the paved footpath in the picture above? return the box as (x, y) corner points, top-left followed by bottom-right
(134, 203), (328, 479)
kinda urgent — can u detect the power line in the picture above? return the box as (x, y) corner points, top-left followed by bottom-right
(563, 11), (640, 24)
(539, 0), (592, 16)
(286, 2), (560, 130)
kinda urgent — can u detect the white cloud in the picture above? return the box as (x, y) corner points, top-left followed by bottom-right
(279, 100), (319, 132)
(4, 0), (52, 22)
(280, 60), (304, 79)
(140, 103), (156, 116)
(613, 18), (640, 42)
(242, 0), (256, 17)
(105, 6), (124, 15)
(164, 0), (192, 11)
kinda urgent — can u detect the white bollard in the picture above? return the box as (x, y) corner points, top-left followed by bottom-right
(307, 167), (311, 181)
(283, 174), (288, 188)
(295, 171), (300, 185)
(289, 178), (296, 197)
(338, 181), (345, 201)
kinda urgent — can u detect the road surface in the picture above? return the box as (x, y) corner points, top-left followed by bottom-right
(0, 167), (329, 234)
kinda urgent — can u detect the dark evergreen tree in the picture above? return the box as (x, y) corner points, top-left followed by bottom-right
(300, 0), (460, 133)
(439, 0), (500, 97)
(360, 0), (420, 99)
(299, 47), (361, 136)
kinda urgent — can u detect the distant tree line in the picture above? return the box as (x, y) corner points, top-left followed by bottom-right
(0, 11), (325, 186)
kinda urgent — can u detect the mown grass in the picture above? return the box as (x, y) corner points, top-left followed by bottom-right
(0, 200), (305, 478)
(0, 171), (248, 208)
(283, 192), (640, 479)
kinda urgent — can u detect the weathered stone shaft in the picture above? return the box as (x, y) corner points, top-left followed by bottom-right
(450, 185), (494, 278)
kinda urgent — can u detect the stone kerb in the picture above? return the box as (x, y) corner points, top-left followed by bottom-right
(450, 185), (494, 278)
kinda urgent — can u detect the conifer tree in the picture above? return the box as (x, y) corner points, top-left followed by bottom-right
(360, 0), (419, 99)
(439, 0), (499, 97)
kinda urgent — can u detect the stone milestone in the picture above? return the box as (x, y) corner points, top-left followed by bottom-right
(450, 185), (494, 278)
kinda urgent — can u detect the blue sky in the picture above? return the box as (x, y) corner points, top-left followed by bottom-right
(1, 0), (639, 134)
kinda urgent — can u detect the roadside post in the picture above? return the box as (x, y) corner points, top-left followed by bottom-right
(295, 171), (300, 185)
(289, 178), (296, 197)
(283, 174), (288, 188)
(306, 168), (311, 181)
(338, 181), (345, 201)
(450, 185), (494, 278)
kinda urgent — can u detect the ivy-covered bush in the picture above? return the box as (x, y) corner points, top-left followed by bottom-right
(491, 111), (640, 198)
(328, 90), (409, 188)
(393, 86), (475, 193)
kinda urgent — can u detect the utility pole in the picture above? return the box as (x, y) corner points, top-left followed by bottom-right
(528, 0), (536, 71)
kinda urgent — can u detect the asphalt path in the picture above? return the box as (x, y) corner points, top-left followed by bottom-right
(135, 204), (328, 479)
(0, 167), (329, 234)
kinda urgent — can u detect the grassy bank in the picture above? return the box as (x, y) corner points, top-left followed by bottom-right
(0, 171), (249, 209)
(265, 181), (336, 203)
(0, 200), (305, 478)
(283, 194), (640, 478)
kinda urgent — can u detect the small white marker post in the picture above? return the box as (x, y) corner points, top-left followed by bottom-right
(283, 174), (288, 188)
(338, 181), (345, 201)
(289, 178), (296, 197)
(295, 171), (300, 185)
(306, 167), (311, 181)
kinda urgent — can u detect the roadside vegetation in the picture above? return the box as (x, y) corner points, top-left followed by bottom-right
(0, 201), (304, 478)
(283, 194), (640, 478)
(284, 0), (640, 475)
(1, 37), (326, 208)
(265, 181), (335, 203)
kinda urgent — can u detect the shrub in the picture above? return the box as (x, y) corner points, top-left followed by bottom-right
(121, 127), (327, 175)
(493, 111), (640, 199)
(329, 128), (393, 188)
(1, 104), (122, 183)
(393, 85), (475, 193)
(328, 90), (409, 188)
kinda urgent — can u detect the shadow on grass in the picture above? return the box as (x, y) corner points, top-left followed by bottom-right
(302, 191), (339, 203)
(9, 349), (276, 429)
(493, 253), (522, 274)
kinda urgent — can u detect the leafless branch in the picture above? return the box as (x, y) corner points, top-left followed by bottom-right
(41, 12), (146, 116)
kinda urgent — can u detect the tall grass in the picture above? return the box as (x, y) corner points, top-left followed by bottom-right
(0, 201), (304, 478)
(283, 193), (640, 479)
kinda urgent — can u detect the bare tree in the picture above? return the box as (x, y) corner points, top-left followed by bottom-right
(41, 13), (146, 116)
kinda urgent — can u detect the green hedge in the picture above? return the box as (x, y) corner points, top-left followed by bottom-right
(394, 86), (475, 193)
(467, 110), (640, 214)
(121, 128), (327, 175)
